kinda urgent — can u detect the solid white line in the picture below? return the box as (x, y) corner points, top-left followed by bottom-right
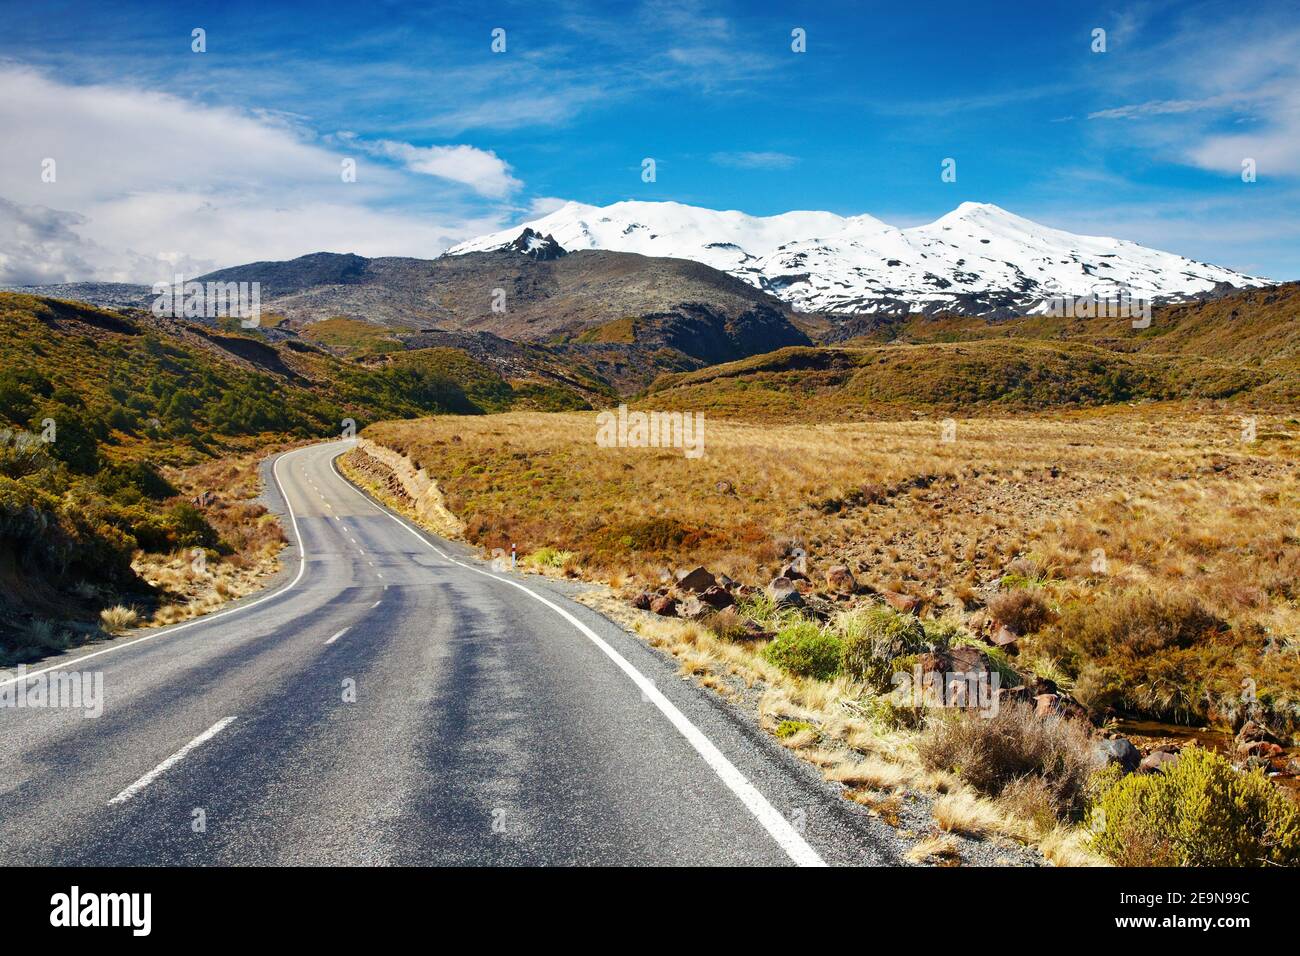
(325, 627), (350, 645)
(0, 444), (327, 691)
(327, 455), (826, 867)
(108, 716), (238, 805)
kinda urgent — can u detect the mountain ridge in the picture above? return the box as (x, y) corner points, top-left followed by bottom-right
(448, 199), (1275, 316)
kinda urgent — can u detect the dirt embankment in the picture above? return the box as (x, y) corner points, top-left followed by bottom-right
(347, 439), (466, 539)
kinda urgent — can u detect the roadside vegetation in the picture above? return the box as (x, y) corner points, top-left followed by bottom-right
(0, 292), (591, 659)
(349, 395), (1299, 866)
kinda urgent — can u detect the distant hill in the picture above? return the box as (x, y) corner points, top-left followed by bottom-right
(643, 283), (1299, 417)
(4, 242), (813, 391)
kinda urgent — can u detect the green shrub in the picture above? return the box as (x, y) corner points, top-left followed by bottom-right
(160, 502), (219, 550)
(1090, 745), (1300, 866)
(524, 546), (574, 569)
(837, 605), (926, 690)
(763, 621), (843, 680)
(774, 719), (815, 739)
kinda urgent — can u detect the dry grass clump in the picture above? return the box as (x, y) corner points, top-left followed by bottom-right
(985, 586), (1054, 634)
(826, 756), (912, 791)
(906, 833), (963, 865)
(932, 791), (1013, 838)
(916, 703), (1100, 820)
(99, 605), (138, 634)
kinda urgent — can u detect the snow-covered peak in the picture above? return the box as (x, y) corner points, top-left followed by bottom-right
(447, 199), (1274, 315)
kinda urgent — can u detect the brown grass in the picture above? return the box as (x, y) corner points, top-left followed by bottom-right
(917, 704), (1101, 819)
(357, 406), (1299, 732)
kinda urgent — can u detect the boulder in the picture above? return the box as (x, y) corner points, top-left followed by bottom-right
(675, 566), (717, 593)
(986, 624), (1020, 653)
(1237, 740), (1284, 760)
(825, 564), (857, 593)
(765, 576), (805, 609)
(880, 589), (919, 614)
(698, 585), (735, 610)
(1236, 719), (1281, 746)
(631, 591), (653, 611)
(649, 595), (679, 617)
(1138, 749), (1181, 774)
(1038, 692), (1089, 722)
(1097, 738), (1141, 774)
(677, 596), (711, 621)
(716, 572), (737, 591)
(779, 555), (808, 580)
(738, 619), (774, 642)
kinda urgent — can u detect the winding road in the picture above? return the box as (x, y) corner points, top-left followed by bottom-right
(0, 441), (895, 866)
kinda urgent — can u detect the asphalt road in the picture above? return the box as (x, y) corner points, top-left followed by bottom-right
(0, 441), (898, 866)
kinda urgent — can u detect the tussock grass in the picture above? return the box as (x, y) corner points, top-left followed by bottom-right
(99, 605), (138, 634)
(933, 791), (1018, 839)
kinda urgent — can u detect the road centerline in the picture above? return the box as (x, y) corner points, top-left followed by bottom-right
(108, 716), (238, 805)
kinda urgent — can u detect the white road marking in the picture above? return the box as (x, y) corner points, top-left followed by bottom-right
(0, 444), (326, 691)
(325, 627), (350, 645)
(370, 600), (382, 609)
(327, 455), (827, 867)
(109, 716), (237, 805)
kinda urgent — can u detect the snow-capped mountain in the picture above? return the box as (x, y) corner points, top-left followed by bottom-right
(448, 200), (1274, 315)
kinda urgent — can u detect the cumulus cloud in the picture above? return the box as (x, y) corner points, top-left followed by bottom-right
(0, 64), (520, 284)
(363, 140), (521, 197)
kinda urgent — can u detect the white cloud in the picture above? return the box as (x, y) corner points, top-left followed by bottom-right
(364, 140), (521, 197)
(1085, 20), (1300, 177)
(524, 196), (572, 217)
(0, 64), (520, 284)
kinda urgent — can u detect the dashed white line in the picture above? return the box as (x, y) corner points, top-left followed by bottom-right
(325, 627), (350, 645)
(108, 716), (238, 805)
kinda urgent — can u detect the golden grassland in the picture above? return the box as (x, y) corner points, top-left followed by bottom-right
(348, 400), (1300, 864)
(363, 408), (1296, 632)
(341, 448), (1110, 865)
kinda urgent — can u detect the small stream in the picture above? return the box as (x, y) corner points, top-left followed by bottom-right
(1111, 718), (1300, 795)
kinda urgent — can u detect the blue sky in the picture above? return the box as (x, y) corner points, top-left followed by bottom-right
(0, 0), (1296, 282)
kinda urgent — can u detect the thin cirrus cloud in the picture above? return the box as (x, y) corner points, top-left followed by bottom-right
(710, 151), (799, 171)
(1085, 18), (1300, 178)
(0, 64), (521, 284)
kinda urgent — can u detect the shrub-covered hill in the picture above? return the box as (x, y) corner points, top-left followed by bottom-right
(643, 337), (1282, 420)
(816, 281), (1300, 405)
(0, 292), (591, 660)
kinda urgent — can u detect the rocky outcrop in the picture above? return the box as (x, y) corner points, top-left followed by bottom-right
(351, 439), (465, 538)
